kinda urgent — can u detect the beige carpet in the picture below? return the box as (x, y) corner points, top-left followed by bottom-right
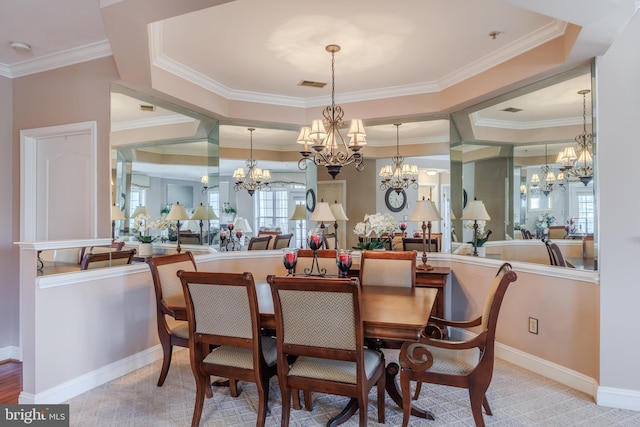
(64, 349), (640, 426)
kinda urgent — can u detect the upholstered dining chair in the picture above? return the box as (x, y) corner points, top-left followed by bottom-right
(359, 249), (416, 288)
(257, 230), (281, 249)
(272, 233), (293, 249)
(399, 263), (518, 427)
(545, 240), (572, 267)
(582, 235), (594, 258)
(267, 275), (385, 427)
(178, 271), (277, 427)
(294, 249), (339, 276)
(146, 251), (197, 386)
(247, 235), (272, 250)
(79, 248), (136, 270)
(547, 225), (567, 239)
(322, 233), (337, 250)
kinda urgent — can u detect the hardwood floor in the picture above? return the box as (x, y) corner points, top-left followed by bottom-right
(0, 361), (22, 404)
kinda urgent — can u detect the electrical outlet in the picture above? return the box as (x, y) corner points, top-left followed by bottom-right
(529, 317), (538, 334)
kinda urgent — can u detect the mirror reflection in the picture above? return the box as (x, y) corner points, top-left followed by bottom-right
(450, 64), (597, 270)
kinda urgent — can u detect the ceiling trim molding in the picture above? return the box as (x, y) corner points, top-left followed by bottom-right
(472, 111), (592, 130)
(111, 114), (196, 132)
(1, 40), (112, 79)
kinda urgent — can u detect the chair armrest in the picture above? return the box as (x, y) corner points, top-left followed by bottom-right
(399, 331), (488, 370)
(428, 315), (481, 329)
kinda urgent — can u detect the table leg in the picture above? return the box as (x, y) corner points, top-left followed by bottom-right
(326, 398), (357, 427)
(386, 362), (435, 420)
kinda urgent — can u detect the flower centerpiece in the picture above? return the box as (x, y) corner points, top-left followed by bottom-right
(464, 220), (491, 246)
(535, 212), (556, 238)
(148, 216), (177, 243)
(133, 213), (156, 243)
(353, 213), (398, 250)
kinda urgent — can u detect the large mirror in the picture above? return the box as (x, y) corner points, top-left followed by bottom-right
(451, 64), (597, 270)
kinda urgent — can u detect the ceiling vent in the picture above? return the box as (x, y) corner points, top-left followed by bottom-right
(140, 104), (156, 112)
(298, 80), (327, 88)
(502, 107), (522, 113)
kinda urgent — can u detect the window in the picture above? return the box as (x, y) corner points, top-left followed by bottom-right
(257, 190), (289, 233)
(576, 192), (595, 234)
(129, 188), (146, 217)
(208, 191), (220, 216)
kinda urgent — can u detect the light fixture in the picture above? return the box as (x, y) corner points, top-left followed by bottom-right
(165, 202), (189, 253)
(233, 128), (271, 196)
(565, 89), (593, 186)
(111, 203), (125, 240)
(519, 184), (527, 200)
(379, 123), (418, 191)
(289, 204), (308, 249)
(329, 201), (349, 249)
(538, 145), (558, 196)
(201, 175), (209, 193)
(191, 203), (211, 245)
(297, 44), (366, 179)
(409, 197), (442, 270)
(310, 201), (336, 231)
(461, 199), (491, 257)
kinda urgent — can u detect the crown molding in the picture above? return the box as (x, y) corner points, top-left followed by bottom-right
(111, 114), (195, 132)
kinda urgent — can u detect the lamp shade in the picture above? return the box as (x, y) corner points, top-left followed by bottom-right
(409, 198), (442, 222)
(310, 202), (336, 222)
(461, 200), (491, 221)
(206, 206), (218, 220)
(234, 217), (252, 232)
(111, 203), (125, 220)
(290, 204), (307, 220)
(329, 202), (349, 221)
(132, 205), (148, 218)
(450, 210), (456, 220)
(165, 202), (189, 221)
(191, 203), (209, 220)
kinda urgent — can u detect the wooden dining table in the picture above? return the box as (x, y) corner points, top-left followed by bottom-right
(171, 280), (438, 424)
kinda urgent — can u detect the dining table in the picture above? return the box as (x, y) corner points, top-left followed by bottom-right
(170, 279), (438, 425)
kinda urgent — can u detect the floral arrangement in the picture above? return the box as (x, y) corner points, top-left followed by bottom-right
(464, 220), (491, 246)
(535, 212), (556, 238)
(133, 213), (156, 243)
(565, 217), (576, 234)
(353, 213), (398, 250)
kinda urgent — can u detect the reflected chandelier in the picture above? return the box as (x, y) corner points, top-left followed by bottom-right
(233, 128), (271, 196)
(379, 123), (418, 191)
(297, 44), (366, 179)
(565, 89), (593, 186)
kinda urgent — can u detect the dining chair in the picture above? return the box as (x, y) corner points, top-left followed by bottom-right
(322, 233), (337, 250)
(294, 249), (339, 276)
(547, 225), (567, 239)
(178, 271), (277, 427)
(582, 235), (594, 258)
(402, 237), (440, 252)
(247, 235), (272, 250)
(79, 248), (136, 270)
(146, 251), (197, 386)
(546, 240), (570, 267)
(399, 262), (518, 427)
(359, 249), (416, 288)
(267, 275), (385, 427)
(272, 233), (293, 249)
(258, 230), (281, 249)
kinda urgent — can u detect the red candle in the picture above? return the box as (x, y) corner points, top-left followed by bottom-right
(220, 231), (226, 240)
(400, 223), (407, 230)
(339, 253), (350, 264)
(285, 252), (296, 264)
(228, 223), (234, 231)
(236, 231), (242, 238)
(309, 234), (321, 246)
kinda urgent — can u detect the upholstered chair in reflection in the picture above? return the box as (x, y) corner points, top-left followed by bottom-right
(178, 271), (277, 427)
(247, 235), (272, 250)
(79, 248), (136, 270)
(272, 233), (293, 249)
(294, 249), (339, 276)
(359, 249), (416, 288)
(399, 263), (518, 427)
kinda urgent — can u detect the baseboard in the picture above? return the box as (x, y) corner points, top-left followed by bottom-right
(597, 387), (640, 412)
(0, 345), (21, 361)
(19, 345), (163, 404)
(451, 328), (598, 397)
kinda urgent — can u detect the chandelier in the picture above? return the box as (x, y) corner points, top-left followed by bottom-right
(531, 145), (562, 196)
(379, 123), (418, 191)
(297, 44), (366, 179)
(565, 89), (593, 186)
(233, 128), (271, 196)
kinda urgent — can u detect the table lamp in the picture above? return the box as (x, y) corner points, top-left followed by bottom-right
(329, 201), (348, 249)
(461, 199), (491, 256)
(409, 197), (442, 270)
(310, 201), (335, 231)
(234, 217), (252, 246)
(289, 204), (308, 249)
(190, 203), (209, 245)
(111, 203), (125, 241)
(166, 202), (189, 253)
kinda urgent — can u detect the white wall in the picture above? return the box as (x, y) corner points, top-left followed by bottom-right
(596, 10), (640, 410)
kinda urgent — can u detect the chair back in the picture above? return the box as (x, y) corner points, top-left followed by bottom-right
(322, 233), (336, 250)
(147, 252), (197, 313)
(294, 249), (339, 276)
(80, 249), (136, 270)
(402, 237), (439, 252)
(545, 241), (567, 267)
(247, 235), (272, 250)
(521, 229), (533, 239)
(359, 250), (416, 287)
(480, 263), (518, 333)
(548, 226), (566, 239)
(582, 235), (594, 258)
(273, 233), (293, 249)
(258, 231), (281, 249)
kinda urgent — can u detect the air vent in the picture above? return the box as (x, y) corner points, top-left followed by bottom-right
(298, 80), (327, 88)
(502, 107), (522, 113)
(139, 104), (156, 112)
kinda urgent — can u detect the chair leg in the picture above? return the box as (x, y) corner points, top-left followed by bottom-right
(377, 371), (386, 423)
(303, 391), (313, 411)
(357, 395), (368, 426)
(400, 373), (412, 427)
(255, 376), (269, 427)
(469, 389), (487, 427)
(291, 388), (301, 410)
(157, 340), (172, 386)
(482, 395), (492, 416)
(191, 375), (207, 427)
(412, 381), (422, 400)
(229, 379), (239, 397)
(281, 387), (292, 427)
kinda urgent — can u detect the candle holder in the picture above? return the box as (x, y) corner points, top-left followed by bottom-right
(219, 227), (241, 251)
(400, 223), (407, 236)
(336, 249), (353, 278)
(388, 231), (396, 250)
(283, 248), (298, 275)
(304, 230), (327, 276)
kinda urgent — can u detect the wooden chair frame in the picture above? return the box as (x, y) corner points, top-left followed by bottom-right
(359, 250), (417, 288)
(272, 233), (293, 250)
(268, 275), (385, 427)
(79, 248), (136, 270)
(399, 263), (518, 427)
(247, 235), (272, 250)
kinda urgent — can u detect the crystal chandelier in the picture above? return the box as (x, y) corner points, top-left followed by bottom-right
(233, 128), (271, 196)
(531, 145), (563, 196)
(297, 44), (366, 179)
(379, 123), (418, 191)
(565, 89), (593, 186)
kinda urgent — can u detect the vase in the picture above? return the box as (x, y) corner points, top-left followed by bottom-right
(138, 243), (153, 257)
(476, 246), (486, 257)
